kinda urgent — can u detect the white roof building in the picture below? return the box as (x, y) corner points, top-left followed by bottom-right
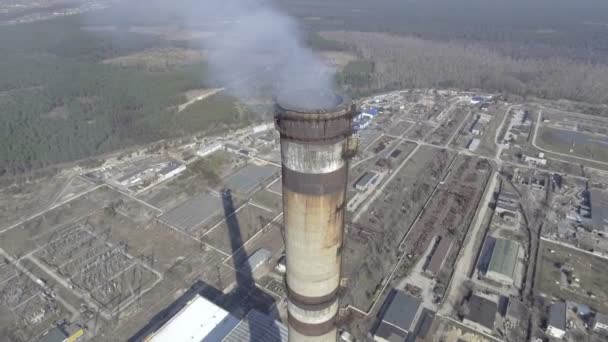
(146, 295), (239, 342)
(144, 294), (288, 342)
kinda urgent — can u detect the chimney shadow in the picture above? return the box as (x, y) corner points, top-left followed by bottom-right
(129, 189), (282, 341)
(128, 280), (224, 342)
(220, 188), (282, 341)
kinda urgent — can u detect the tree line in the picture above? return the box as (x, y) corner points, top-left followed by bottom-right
(325, 31), (608, 106)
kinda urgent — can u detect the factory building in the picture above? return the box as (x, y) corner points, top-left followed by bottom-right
(198, 142), (223, 158)
(158, 161), (186, 181)
(275, 90), (356, 342)
(590, 189), (608, 233)
(486, 238), (520, 285)
(145, 295), (240, 342)
(144, 294), (287, 342)
(546, 301), (567, 339)
(354, 171), (379, 191)
(373, 290), (422, 342)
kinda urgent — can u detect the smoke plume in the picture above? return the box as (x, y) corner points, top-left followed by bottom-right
(87, 0), (334, 106)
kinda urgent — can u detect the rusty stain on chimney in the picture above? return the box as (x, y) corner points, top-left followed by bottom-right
(275, 89), (355, 342)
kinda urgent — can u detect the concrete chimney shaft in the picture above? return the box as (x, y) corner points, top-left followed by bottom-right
(275, 90), (355, 342)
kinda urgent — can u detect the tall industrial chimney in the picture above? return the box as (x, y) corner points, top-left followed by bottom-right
(275, 90), (356, 342)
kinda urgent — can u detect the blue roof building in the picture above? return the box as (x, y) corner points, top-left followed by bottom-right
(363, 107), (379, 116)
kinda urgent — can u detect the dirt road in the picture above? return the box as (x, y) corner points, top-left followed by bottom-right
(439, 170), (498, 315)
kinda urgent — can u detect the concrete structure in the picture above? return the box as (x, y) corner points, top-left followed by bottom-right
(590, 189), (608, 232)
(486, 238), (520, 285)
(275, 90), (356, 342)
(464, 295), (497, 335)
(546, 301), (566, 339)
(354, 171), (379, 191)
(594, 313), (608, 335)
(145, 294), (240, 342)
(373, 290), (422, 342)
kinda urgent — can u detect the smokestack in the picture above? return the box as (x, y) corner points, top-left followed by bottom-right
(275, 90), (356, 342)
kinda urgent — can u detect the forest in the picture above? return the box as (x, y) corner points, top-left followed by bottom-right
(0, 16), (248, 177)
(3, 0), (608, 177)
(279, 0), (608, 64)
(327, 31), (608, 105)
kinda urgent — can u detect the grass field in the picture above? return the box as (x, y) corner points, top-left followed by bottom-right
(536, 239), (608, 313)
(536, 126), (608, 164)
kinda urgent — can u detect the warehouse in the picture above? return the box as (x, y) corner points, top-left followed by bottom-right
(373, 290), (422, 342)
(546, 301), (566, 339)
(158, 161), (186, 181)
(198, 142), (223, 158)
(145, 295), (240, 342)
(354, 171), (379, 191)
(590, 189), (608, 233)
(486, 238), (520, 285)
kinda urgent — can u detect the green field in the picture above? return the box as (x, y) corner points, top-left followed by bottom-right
(536, 126), (608, 164)
(536, 240), (608, 313)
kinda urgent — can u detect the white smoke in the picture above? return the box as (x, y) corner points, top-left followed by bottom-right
(87, 0), (334, 106)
